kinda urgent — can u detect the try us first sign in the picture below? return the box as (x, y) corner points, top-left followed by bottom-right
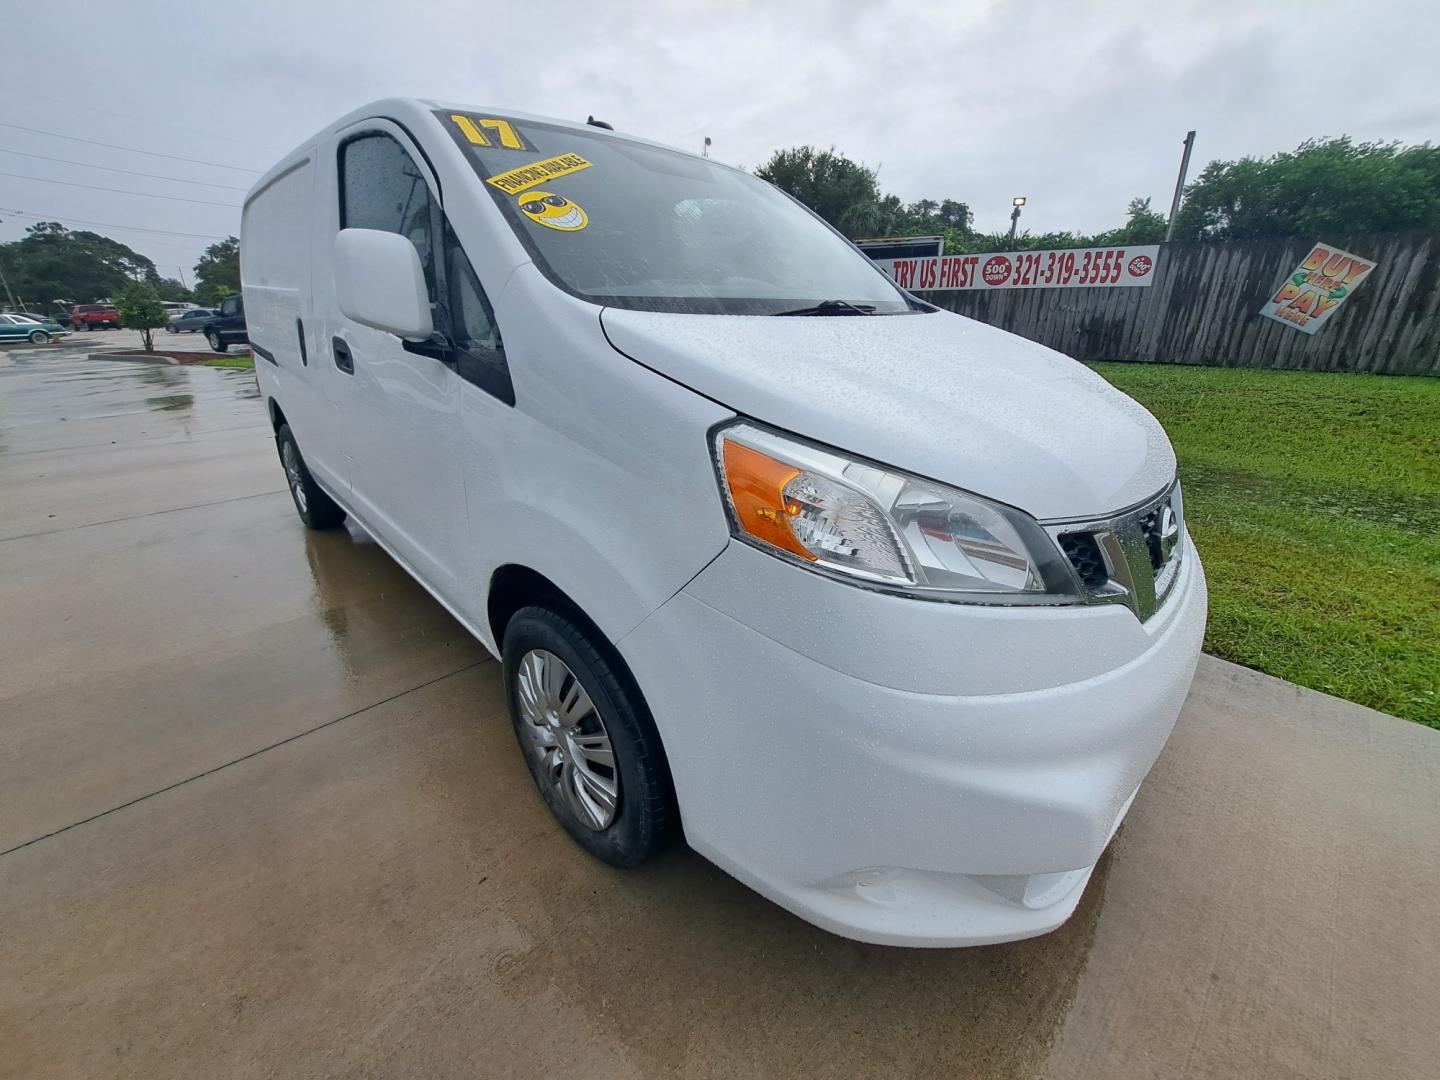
(874, 244), (1160, 292)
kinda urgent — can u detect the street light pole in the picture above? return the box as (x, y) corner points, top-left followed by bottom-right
(1165, 130), (1196, 244)
(702, 136), (711, 159)
(1007, 196), (1026, 248)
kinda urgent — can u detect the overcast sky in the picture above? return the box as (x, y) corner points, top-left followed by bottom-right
(2, 0), (1437, 281)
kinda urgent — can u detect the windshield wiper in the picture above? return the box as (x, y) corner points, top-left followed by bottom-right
(773, 299), (878, 316)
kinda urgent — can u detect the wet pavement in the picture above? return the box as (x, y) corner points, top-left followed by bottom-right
(2, 350), (1437, 1080)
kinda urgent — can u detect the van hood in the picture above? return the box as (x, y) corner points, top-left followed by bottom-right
(600, 307), (1175, 520)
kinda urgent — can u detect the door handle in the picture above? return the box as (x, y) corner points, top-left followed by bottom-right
(332, 337), (353, 374)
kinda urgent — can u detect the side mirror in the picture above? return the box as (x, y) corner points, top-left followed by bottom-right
(333, 228), (433, 341)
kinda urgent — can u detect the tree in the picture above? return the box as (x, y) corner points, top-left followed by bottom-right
(1171, 137), (1440, 241)
(755, 146), (973, 248)
(1092, 197), (1169, 246)
(0, 222), (160, 306)
(114, 280), (168, 352)
(756, 147), (884, 236)
(154, 277), (193, 302)
(193, 237), (240, 305)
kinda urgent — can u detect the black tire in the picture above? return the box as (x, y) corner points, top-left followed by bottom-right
(28, 330), (48, 344)
(275, 423), (346, 529)
(207, 330), (227, 352)
(503, 606), (675, 868)
(165, 324), (177, 333)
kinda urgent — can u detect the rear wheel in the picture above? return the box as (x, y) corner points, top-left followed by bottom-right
(28, 330), (49, 344)
(503, 606), (675, 868)
(276, 423), (345, 529)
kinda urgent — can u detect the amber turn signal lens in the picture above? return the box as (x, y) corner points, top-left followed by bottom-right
(720, 440), (816, 561)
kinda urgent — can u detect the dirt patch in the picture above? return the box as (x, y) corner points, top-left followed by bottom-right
(97, 350), (254, 365)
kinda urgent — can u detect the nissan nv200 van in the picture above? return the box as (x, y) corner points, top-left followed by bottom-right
(242, 99), (1206, 947)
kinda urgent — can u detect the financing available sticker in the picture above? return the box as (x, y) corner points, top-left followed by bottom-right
(486, 153), (592, 195)
(1259, 243), (1377, 335)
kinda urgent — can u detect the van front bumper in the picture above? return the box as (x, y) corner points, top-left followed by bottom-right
(618, 535), (1207, 947)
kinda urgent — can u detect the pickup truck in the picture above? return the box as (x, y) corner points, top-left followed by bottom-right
(203, 294), (248, 352)
(69, 304), (121, 330)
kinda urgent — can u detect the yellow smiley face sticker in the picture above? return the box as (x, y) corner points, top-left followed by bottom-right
(518, 190), (588, 232)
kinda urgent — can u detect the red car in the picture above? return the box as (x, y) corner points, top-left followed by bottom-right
(69, 304), (120, 330)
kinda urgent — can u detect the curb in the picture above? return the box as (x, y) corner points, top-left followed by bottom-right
(95, 353), (182, 365)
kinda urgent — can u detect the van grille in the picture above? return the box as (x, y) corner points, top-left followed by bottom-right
(1058, 533), (1108, 590)
(1049, 483), (1184, 621)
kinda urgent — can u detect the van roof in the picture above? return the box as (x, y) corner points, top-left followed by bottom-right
(246, 97), (695, 207)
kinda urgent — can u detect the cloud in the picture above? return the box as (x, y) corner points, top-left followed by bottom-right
(1, 0), (1435, 271)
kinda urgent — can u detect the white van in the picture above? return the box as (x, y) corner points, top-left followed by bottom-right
(242, 99), (1206, 947)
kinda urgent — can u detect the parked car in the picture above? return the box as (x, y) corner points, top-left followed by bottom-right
(162, 301), (200, 319)
(0, 313), (72, 344)
(68, 303), (120, 330)
(165, 308), (217, 333)
(203, 295), (247, 351)
(8, 310), (54, 323)
(244, 99), (1206, 948)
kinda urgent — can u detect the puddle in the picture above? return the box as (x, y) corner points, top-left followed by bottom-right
(144, 394), (195, 413)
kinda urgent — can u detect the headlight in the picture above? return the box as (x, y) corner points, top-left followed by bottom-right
(713, 422), (1080, 604)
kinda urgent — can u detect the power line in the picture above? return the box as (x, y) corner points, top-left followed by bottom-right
(0, 122), (261, 173)
(0, 148), (250, 191)
(0, 85), (236, 143)
(0, 170), (241, 208)
(0, 207), (227, 241)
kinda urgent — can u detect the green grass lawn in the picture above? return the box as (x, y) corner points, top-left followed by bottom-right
(201, 354), (255, 369)
(1088, 363), (1439, 727)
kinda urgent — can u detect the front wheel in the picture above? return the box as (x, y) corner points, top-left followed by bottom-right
(28, 330), (49, 344)
(165, 324), (177, 333)
(275, 424), (346, 529)
(503, 607), (675, 868)
(206, 330), (227, 353)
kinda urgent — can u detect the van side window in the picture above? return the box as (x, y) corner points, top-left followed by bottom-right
(446, 228), (502, 354)
(444, 224), (513, 405)
(339, 133), (438, 302)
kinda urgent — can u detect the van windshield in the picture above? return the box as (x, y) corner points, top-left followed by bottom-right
(436, 111), (918, 316)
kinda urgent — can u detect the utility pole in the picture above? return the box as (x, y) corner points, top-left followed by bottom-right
(1007, 196), (1026, 248)
(0, 256), (17, 310)
(177, 266), (189, 290)
(1165, 130), (1196, 243)
(702, 136), (711, 159)
(0, 213), (17, 309)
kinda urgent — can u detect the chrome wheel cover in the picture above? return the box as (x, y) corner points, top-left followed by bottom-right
(281, 441), (308, 515)
(514, 649), (619, 831)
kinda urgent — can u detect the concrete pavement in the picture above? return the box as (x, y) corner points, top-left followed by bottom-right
(2, 349), (1437, 1079)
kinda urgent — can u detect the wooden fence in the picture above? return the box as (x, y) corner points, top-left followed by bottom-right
(925, 231), (1440, 376)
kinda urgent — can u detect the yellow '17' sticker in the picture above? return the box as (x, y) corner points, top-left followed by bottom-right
(487, 153), (592, 195)
(449, 114), (529, 151)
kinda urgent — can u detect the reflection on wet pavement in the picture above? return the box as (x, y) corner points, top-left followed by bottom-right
(1, 351), (1437, 1079)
